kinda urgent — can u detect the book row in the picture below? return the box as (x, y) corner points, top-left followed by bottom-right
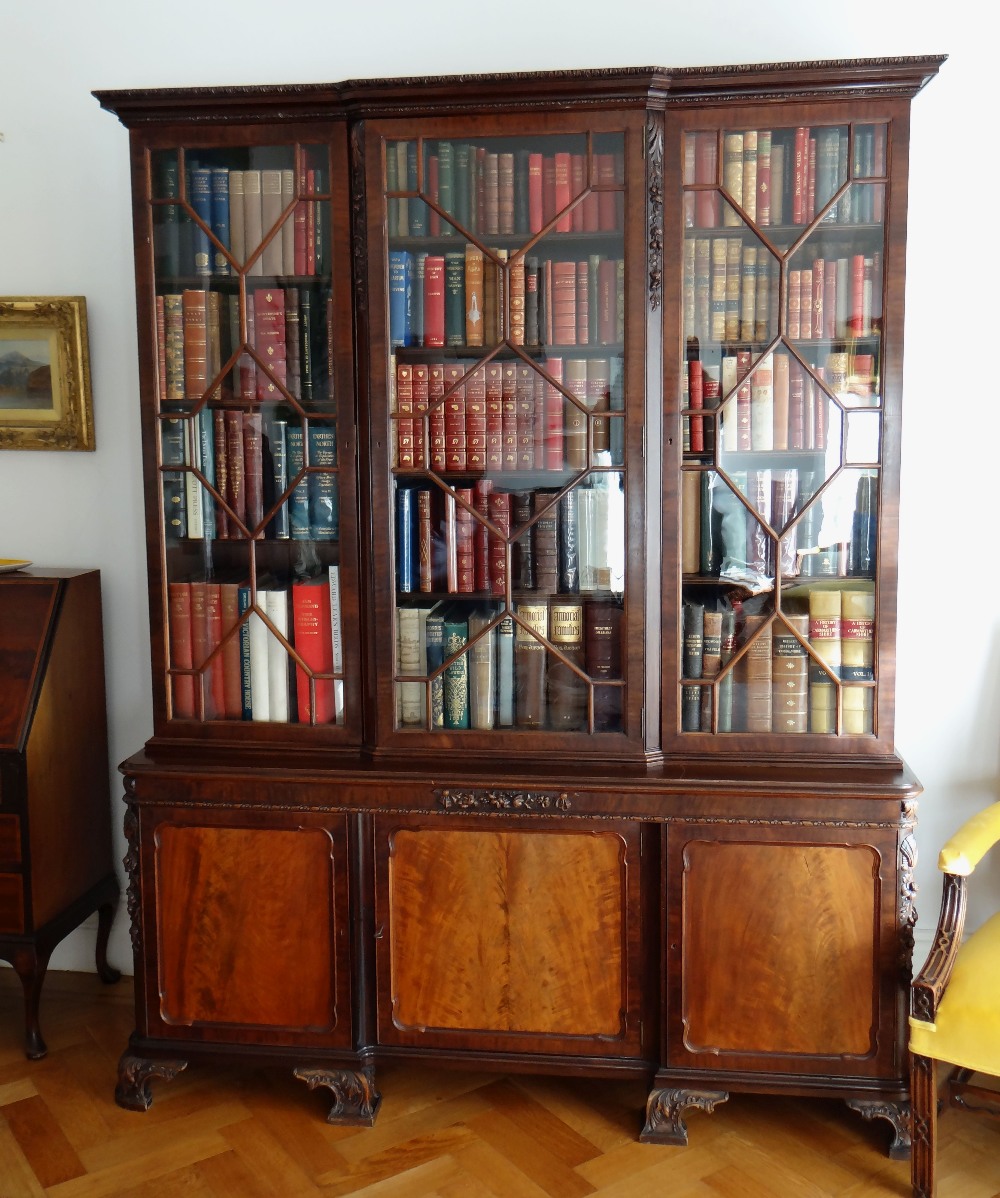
(681, 589), (874, 736)
(386, 140), (625, 241)
(682, 468), (877, 588)
(683, 124), (886, 231)
(388, 248), (625, 351)
(168, 569), (344, 724)
(683, 348), (878, 457)
(397, 478), (626, 598)
(162, 409), (339, 542)
(157, 284), (334, 409)
(392, 355), (623, 473)
(684, 237), (883, 349)
(154, 158), (329, 280)
(396, 597), (624, 733)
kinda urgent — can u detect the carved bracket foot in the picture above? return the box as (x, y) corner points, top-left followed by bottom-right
(845, 1098), (911, 1161)
(640, 1086), (729, 1146)
(294, 1065), (382, 1126)
(115, 1051), (188, 1111)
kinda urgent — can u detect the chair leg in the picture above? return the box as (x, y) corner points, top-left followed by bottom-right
(911, 1052), (937, 1198)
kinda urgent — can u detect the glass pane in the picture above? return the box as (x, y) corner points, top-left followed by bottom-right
(679, 120), (886, 740)
(153, 142), (345, 727)
(386, 130), (627, 735)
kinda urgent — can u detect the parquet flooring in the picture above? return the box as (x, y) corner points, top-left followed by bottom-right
(2, 969), (1000, 1196)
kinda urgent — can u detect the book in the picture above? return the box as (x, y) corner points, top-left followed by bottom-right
(772, 612), (810, 733)
(242, 410), (264, 534)
(307, 423), (339, 541)
(210, 166), (230, 276)
(742, 612), (773, 733)
(246, 593), (270, 722)
(841, 588), (875, 733)
(396, 485), (416, 593)
(167, 581), (196, 719)
(515, 601), (548, 728)
(717, 608), (737, 732)
(423, 255), (446, 348)
(329, 565), (345, 723)
(424, 605), (445, 728)
(442, 609), (470, 729)
(681, 600), (704, 732)
(291, 578), (337, 725)
(284, 424), (311, 540)
(243, 168), (264, 276)
(548, 600), (587, 730)
(219, 582), (244, 719)
(464, 243), (484, 346)
(261, 586), (290, 723)
(586, 598), (623, 732)
(396, 604), (424, 725)
(808, 587), (842, 679)
(188, 166), (213, 277)
(468, 607), (497, 731)
(495, 612), (515, 727)
(388, 249), (412, 348)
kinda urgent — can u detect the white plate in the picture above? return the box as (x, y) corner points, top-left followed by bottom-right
(0, 559), (31, 574)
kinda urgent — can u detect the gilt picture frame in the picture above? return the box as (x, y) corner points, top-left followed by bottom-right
(0, 296), (95, 450)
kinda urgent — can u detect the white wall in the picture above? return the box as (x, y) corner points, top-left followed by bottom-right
(0, 1), (992, 977)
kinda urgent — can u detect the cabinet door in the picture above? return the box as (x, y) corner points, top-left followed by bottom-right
(665, 106), (909, 758)
(374, 814), (645, 1059)
(664, 814), (904, 1080)
(138, 126), (361, 745)
(362, 115), (653, 759)
(138, 807), (353, 1048)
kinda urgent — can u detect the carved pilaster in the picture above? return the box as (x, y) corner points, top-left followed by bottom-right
(350, 124), (368, 322)
(121, 781), (141, 954)
(646, 117), (663, 311)
(845, 1097), (911, 1161)
(115, 1051), (188, 1111)
(640, 1086), (728, 1145)
(294, 1065), (382, 1126)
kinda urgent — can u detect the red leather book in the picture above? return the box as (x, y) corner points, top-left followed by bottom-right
(182, 289), (208, 400)
(423, 255), (446, 348)
(850, 253), (865, 335)
(219, 582), (244, 719)
(484, 151), (499, 236)
(204, 582), (225, 718)
(575, 260), (589, 345)
(498, 151), (515, 235)
(694, 131), (719, 228)
(554, 151), (573, 232)
(813, 365), (827, 450)
(454, 486), (476, 593)
(291, 578), (336, 724)
(532, 370), (547, 470)
(528, 152), (544, 234)
(792, 126), (808, 225)
(224, 410), (246, 531)
(395, 361), (414, 469)
(488, 490), (511, 596)
(823, 262), (837, 339)
(473, 478), (493, 592)
(443, 363), (467, 471)
(542, 155), (556, 227)
(787, 269), (801, 339)
(239, 293), (257, 402)
(417, 486), (434, 593)
(571, 154), (586, 232)
(586, 357), (611, 456)
(305, 169), (317, 276)
(688, 359), (704, 454)
(516, 363), (536, 471)
(552, 260), (577, 345)
(168, 581), (196, 719)
(756, 130), (772, 227)
(243, 411), (264, 533)
(544, 356), (565, 471)
(811, 259), (825, 340)
(189, 581), (211, 717)
(252, 287), (287, 401)
(501, 363), (518, 471)
(799, 269), (813, 340)
(411, 363), (429, 469)
(428, 362), (446, 472)
(465, 364), (487, 472)
(485, 362), (504, 470)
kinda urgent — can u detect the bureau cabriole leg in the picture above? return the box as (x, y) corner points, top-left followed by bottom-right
(115, 1051), (188, 1111)
(293, 1065), (382, 1125)
(11, 945), (51, 1060)
(640, 1086), (730, 1145)
(95, 898), (121, 984)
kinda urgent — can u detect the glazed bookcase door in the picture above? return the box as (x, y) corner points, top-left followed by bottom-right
(139, 127), (360, 744)
(364, 115), (649, 758)
(665, 104), (906, 760)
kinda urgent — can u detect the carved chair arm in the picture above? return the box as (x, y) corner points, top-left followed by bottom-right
(938, 800), (1000, 876)
(911, 867), (968, 1023)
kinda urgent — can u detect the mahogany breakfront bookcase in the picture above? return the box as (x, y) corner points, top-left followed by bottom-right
(95, 53), (943, 1151)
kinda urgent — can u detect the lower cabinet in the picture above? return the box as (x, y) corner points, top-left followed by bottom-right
(115, 763), (916, 1156)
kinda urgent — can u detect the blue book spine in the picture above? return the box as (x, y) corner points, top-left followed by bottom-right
(238, 585), (253, 720)
(189, 166), (213, 278)
(388, 250), (412, 348)
(397, 486), (415, 593)
(285, 425), (311, 540)
(210, 167), (230, 276)
(308, 423), (339, 541)
(198, 409), (215, 541)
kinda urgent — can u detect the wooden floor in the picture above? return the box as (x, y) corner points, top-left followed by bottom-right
(2, 971), (1000, 1197)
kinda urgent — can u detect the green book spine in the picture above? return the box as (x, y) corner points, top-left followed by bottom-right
(443, 613), (470, 728)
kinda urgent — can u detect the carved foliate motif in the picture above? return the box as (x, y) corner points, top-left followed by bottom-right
(350, 124), (368, 320)
(121, 789), (141, 953)
(436, 788), (571, 812)
(115, 1052), (187, 1112)
(646, 118), (663, 311)
(845, 1097), (911, 1160)
(640, 1086), (729, 1145)
(294, 1065), (381, 1125)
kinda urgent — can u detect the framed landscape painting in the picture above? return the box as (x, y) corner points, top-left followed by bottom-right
(0, 296), (95, 450)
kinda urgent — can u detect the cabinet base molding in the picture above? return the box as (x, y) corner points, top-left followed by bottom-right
(293, 1065), (382, 1126)
(640, 1086), (730, 1146)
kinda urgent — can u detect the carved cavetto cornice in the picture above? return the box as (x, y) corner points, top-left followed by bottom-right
(436, 787), (571, 813)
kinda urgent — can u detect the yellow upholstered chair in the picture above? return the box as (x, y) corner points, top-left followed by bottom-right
(910, 799), (1000, 1197)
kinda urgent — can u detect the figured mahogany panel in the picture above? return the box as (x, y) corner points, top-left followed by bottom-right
(155, 824), (337, 1031)
(680, 840), (878, 1057)
(387, 826), (626, 1037)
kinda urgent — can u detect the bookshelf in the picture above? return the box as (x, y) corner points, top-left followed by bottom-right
(94, 54), (943, 1151)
